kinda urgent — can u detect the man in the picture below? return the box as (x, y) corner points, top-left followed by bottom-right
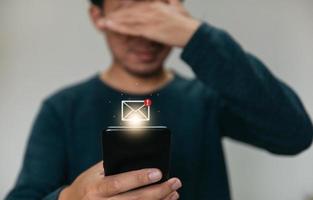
(5, 0), (313, 199)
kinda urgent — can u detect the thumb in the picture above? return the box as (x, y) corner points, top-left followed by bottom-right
(89, 161), (105, 174)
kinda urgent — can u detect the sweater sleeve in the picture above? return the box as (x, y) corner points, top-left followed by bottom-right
(5, 100), (68, 200)
(181, 23), (313, 155)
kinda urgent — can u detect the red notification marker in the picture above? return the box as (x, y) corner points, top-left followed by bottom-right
(144, 99), (152, 106)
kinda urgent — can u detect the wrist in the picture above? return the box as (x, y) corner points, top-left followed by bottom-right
(178, 18), (201, 48)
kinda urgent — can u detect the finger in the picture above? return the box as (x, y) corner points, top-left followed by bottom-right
(168, 0), (179, 4)
(108, 1), (152, 17)
(124, 1), (157, 11)
(89, 161), (105, 174)
(114, 178), (182, 200)
(168, 0), (181, 6)
(164, 191), (180, 200)
(99, 20), (144, 37)
(105, 13), (148, 26)
(168, 0), (186, 14)
(97, 168), (162, 197)
(101, 7), (149, 25)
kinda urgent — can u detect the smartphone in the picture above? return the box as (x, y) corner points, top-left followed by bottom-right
(102, 126), (171, 183)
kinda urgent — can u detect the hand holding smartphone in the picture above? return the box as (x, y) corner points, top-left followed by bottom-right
(102, 126), (171, 183)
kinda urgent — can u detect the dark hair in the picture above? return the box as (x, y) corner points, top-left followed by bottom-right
(89, 0), (184, 7)
(90, 0), (103, 7)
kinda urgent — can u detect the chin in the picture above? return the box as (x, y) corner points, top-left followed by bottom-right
(123, 62), (164, 78)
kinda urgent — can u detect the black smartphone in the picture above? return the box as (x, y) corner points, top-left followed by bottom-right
(102, 126), (171, 183)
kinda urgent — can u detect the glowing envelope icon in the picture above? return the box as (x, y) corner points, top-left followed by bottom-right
(121, 100), (152, 122)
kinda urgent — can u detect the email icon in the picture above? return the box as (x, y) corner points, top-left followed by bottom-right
(121, 100), (151, 122)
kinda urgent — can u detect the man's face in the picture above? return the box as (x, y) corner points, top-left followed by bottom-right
(102, 0), (172, 76)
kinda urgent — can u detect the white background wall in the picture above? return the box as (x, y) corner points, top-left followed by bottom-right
(1, 0), (313, 199)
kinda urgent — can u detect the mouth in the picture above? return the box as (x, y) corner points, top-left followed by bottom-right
(129, 39), (165, 62)
(131, 44), (166, 62)
(133, 49), (158, 62)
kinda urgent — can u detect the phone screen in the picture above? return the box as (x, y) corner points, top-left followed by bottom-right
(102, 126), (171, 183)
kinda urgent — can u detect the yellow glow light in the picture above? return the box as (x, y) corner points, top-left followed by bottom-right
(126, 113), (145, 127)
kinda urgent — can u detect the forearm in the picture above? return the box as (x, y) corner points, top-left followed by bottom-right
(181, 23), (313, 154)
(5, 100), (68, 199)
